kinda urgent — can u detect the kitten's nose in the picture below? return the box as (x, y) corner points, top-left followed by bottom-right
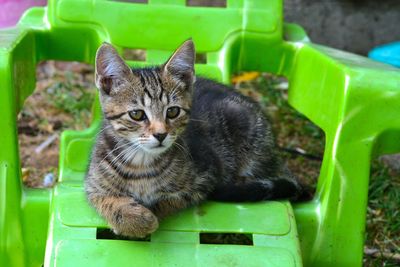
(153, 133), (167, 143)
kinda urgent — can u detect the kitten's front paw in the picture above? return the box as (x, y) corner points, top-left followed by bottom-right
(110, 204), (159, 238)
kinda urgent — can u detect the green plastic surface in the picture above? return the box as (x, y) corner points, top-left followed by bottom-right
(1, 0), (400, 266)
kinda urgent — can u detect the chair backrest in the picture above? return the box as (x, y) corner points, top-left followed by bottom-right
(28, 0), (286, 82)
(52, 0), (282, 50)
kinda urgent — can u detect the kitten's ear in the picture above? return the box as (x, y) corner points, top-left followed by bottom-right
(95, 43), (132, 95)
(163, 39), (195, 85)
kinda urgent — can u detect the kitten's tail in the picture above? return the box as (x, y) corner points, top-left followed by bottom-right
(209, 177), (311, 202)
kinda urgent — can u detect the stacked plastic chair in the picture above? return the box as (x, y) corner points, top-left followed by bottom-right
(1, 1), (400, 266)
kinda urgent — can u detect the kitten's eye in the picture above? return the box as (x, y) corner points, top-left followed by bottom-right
(129, 110), (147, 121)
(166, 106), (180, 119)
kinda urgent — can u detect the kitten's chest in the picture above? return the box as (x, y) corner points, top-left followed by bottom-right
(126, 178), (164, 206)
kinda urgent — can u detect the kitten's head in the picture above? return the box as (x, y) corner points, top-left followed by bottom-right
(95, 40), (195, 155)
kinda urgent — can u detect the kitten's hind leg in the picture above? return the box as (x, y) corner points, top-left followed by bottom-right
(209, 178), (303, 202)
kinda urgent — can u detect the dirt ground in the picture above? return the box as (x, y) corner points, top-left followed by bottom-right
(18, 61), (95, 187)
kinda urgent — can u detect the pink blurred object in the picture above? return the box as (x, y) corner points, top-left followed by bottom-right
(0, 0), (47, 28)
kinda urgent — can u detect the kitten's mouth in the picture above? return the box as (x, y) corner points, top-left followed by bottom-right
(153, 144), (165, 149)
(149, 144), (167, 151)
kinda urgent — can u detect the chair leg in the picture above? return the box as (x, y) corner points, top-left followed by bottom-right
(295, 129), (372, 267)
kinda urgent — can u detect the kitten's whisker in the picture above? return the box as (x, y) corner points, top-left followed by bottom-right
(122, 144), (141, 164)
(174, 141), (192, 161)
(110, 142), (140, 166)
(99, 141), (132, 166)
(98, 139), (129, 166)
(99, 147), (130, 170)
(93, 125), (113, 139)
(109, 148), (129, 166)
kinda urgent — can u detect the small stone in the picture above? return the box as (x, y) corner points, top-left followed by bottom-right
(43, 173), (55, 187)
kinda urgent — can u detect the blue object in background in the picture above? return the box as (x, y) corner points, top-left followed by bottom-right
(368, 41), (400, 68)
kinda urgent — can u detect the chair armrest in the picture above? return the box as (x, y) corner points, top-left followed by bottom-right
(284, 23), (310, 43)
(286, 42), (400, 267)
(0, 8), (50, 267)
(0, 25), (36, 267)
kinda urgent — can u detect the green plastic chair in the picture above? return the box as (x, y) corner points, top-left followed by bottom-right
(1, 0), (400, 266)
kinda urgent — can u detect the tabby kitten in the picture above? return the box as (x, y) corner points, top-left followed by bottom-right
(85, 40), (302, 238)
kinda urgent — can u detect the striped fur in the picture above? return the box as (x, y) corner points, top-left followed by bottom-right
(85, 40), (303, 238)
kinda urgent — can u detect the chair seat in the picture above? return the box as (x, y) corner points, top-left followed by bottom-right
(47, 184), (302, 267)
(55, 239), (296, 267)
